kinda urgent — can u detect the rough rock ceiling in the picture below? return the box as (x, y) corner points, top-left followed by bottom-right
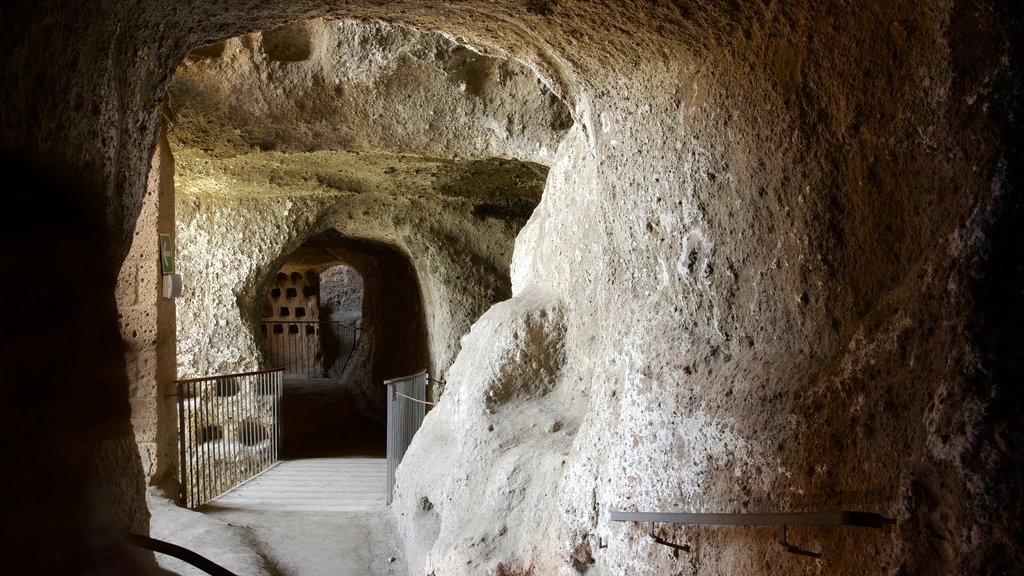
(166, 18), (572, 204)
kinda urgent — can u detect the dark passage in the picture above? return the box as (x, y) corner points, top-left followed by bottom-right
(280, 377), (386, 458)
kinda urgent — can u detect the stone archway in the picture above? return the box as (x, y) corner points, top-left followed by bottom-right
(260, 231), (431, 458)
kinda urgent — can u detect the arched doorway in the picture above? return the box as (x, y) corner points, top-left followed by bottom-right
(260, 230), (430, 459)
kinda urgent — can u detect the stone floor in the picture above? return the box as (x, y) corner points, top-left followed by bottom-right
(148, 458), (405, 576)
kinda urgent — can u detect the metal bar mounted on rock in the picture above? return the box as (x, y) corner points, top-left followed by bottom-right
(609, 510), (896, 558)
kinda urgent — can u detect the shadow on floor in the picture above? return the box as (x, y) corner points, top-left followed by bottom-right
(280, 377), (386, 459)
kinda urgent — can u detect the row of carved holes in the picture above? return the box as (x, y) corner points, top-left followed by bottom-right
(260, 324), (316, 335)
(277, 306), (306, 317)
(270, 286), (316, 299)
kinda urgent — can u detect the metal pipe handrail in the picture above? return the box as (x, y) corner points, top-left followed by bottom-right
(126, 532), (239, 576)
(609, 510), (895, 558)
(383, 369), (429, 386)
(175, 367), (285, 385)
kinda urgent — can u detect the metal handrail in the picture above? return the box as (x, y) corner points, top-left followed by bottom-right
(126, 532), (239, 576)
(176, 367), (285, 385)
(609, 510), (895, 558)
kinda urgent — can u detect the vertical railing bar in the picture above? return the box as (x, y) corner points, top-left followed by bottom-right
(185, 382), (193, 508)
(252, 374), (258, 479)
(214, 379), (221, 498)
(243, 373), (249, 485)
(242, 375), (246, 488)
(210, 379), (218, 503)
(241, 376), (247, 482)
(198, 381), (205, 506)
(239, 374), (244, 485)
(191, 382), (199, 508)
(205, 381), (213, 505)
(262, 373), (266, 471)
(244, 374), (250, 484)
(259, 373), (266, 478)
(276, 370), (281, 464)
(273, 370), (279, 467)
(223, 376), (232, 496)
(234, 374), (240, 490)
(177, 382), (186, 506)
(208, 380), (216, 505)
(227, 377), (235, 495)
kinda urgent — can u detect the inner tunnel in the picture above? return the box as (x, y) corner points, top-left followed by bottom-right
(263, 231), (431, 459)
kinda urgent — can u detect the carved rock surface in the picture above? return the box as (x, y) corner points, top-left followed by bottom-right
(1, 2), (1020, 576)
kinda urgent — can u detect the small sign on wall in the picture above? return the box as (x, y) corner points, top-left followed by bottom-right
(159, 233), (175, 275)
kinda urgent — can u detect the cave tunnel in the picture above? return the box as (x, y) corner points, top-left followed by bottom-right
(261, 231), (431, 459)
(2, 2), (1021, 576)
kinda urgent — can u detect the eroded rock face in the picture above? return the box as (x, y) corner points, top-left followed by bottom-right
(168, 19), (570, 163)
(170, 21), (566, 386)
(320, 264), (363, 325)
(2, 2), (1020, 575)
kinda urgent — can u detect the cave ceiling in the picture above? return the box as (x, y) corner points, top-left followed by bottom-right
(166, 18), (572, 214)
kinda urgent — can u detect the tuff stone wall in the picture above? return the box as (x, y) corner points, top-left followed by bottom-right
(116, 123), (179, 485)
(320, 264), (363, 325)
(2, 2), (1020, 575)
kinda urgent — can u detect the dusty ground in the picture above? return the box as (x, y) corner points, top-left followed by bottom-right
(149, 482), (404, 576)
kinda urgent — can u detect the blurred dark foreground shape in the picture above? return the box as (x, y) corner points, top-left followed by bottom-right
(0, 152), (170, 574)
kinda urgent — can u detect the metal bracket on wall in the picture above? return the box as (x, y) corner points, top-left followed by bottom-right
(610, 510), (895, 558)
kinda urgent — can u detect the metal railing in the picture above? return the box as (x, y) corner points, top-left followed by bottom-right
(385, 370), (430, 505)
(260, 320), (360, 378)
(609, 510), (895, 558)
(176, 369), (283, 509)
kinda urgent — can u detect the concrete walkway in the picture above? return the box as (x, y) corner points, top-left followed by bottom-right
(149, 458), (405, 576)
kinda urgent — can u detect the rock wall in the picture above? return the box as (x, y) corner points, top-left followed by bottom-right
(320, 264), (364, 325)
(1, 2), (1019, 575)
(116, 123), (179, 485)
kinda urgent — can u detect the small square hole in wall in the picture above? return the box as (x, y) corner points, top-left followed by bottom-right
(288, 324), (299, 334)
(280, 307), (290, 316)
(271, 288), (281, 299)
(305, 325), (315, 335)
(286, 287), (297, 298)
(295, 307), (306, 318)
(260, 324), (267, 334)
(273, 324), (284, 334)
